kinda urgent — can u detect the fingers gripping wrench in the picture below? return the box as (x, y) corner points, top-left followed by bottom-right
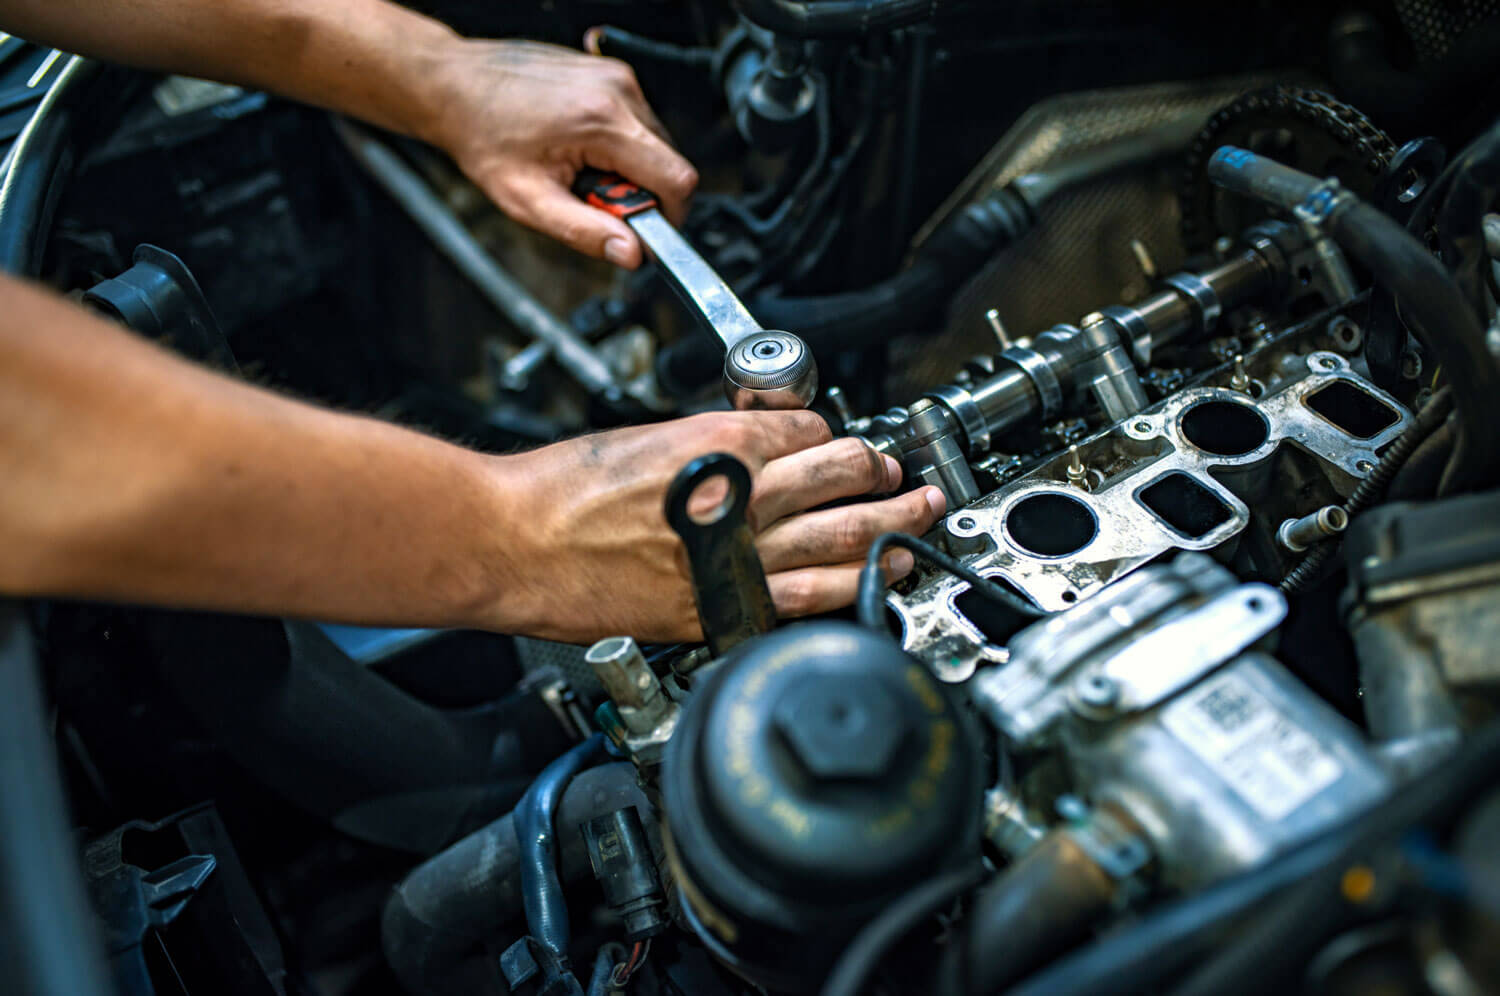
(575, 169), (818, 410)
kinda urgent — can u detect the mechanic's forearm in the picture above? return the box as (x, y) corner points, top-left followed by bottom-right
(0, 277), (527, 630)
(0, 0), (459, 142)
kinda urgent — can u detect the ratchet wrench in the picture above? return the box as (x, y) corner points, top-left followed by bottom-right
(575, 168), (818, 410)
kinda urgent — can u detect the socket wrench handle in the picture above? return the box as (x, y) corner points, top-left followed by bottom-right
(574, 168), (817, 410)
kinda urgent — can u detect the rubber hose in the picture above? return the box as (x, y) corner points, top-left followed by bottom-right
(1386, 417), (1456, 501)
(820, 861), (988, 996)
(0, 605), (115, 996)
(1324, 202), (1498, 492)
(381, 763), (653, 996)
(732, 0), (942, 37)
(0, 56), (99, 277)
(935, 831), (1116, 994)
(857, 532), (1044, 635)
(1435, 119), (1500, 322)
(516, 734), (607, 970)
(593, 27), (713, 69)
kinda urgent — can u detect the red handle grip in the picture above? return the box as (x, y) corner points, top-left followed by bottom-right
(573, 167), (659, 219)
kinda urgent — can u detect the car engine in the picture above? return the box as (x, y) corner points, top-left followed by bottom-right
(8, 2), (1500, 995)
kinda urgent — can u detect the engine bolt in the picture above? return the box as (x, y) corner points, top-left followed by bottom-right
(1075, 673), (1119, 710)
(1066, 445), (1090, 491)
(1230, 354), (1252, 393)
(1129, 238), (1158, 280)
(985, 308), (1013, 350)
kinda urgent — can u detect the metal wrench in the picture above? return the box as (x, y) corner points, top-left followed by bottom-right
(575, 169), (818, 410)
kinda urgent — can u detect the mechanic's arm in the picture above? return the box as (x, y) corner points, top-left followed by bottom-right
(0, 276), (940, 642)
(0, 0), (690, 267)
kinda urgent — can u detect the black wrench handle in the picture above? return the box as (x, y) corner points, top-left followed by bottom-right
(664, 453), (777, 657)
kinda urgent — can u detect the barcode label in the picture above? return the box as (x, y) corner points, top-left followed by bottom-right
(1162, 671), (1343, 822)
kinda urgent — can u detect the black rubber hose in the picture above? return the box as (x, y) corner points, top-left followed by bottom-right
(1386, 417), (1456, 501)
(937, 832), (1117, 994)
(0, 605), (115, 996)
(516, 733), (607, 990)
(857, 532), (1044, 635)
(590, 27), (714, 70)
(1280, 387), (1454, 593)
(381, 763), (653, 996)
(1006, 717), (1500, 996)
(1435, 119), (1500, 322)
(820, 861), (988, 996)
(0, 56), (99, 277)
(732, 0), (942, 37)
(1210, 147), (1499, 493)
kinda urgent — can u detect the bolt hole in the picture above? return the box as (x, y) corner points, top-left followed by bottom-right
(686, 474), (737, 526)
(1246, 596), (1264, 611)
(1061, 590), (1078, 603)
(956, 516), (976, 530)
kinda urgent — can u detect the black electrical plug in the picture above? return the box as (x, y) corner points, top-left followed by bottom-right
(581, 808), (668, 942)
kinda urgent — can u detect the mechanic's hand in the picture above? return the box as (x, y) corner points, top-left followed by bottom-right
(495, 411), (945, 643)
(425, 39), (696, 268)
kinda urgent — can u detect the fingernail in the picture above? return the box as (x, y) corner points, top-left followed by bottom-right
(924, 487), (947, 518)
(889, 549), (915, 578)
(603, 236), (634, 268)
(882, 455), (903, 491)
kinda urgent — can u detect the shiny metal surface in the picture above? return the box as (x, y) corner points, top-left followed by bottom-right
(971, 557), (1389, 889)
(722, 330), (819, 410)
(630, 209), (817, 409)
(890, 345), (1412, 681)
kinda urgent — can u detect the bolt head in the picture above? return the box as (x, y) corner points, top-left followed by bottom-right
(1075, 673), (1119, 710)
(771, 676), (907, 781)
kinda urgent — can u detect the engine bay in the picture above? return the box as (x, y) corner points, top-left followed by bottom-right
(10, 2), (1500, 994)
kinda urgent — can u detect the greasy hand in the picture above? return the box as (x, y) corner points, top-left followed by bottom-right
(494, 412), (945, 644)
(424, 39), (696, 268)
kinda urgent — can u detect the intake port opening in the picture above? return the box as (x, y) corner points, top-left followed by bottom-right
(1305, 380), (1400, 439)
(954, 576), (1040, 644)
(1005, 492), (1097, 557)
(1179, 399), (1270, 456)
(1137, 471), (1234, 540)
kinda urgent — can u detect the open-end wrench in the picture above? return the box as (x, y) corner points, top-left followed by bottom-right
(663, 452), (777, 656)
(575, 168), (818, 410)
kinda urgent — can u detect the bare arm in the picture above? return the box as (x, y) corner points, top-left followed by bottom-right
(0, 277), (939, 640)
(0, 0), (697, 266)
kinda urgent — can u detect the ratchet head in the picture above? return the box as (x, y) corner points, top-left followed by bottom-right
(724, 330), (819, 410)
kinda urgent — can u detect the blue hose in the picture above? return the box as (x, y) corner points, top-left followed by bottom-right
(516, 733), (606, 984)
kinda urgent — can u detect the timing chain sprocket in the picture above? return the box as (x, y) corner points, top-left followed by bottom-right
(1180, 86), (1397, 252)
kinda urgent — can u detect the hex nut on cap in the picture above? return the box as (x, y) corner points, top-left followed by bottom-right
(771, 675), (908, 781)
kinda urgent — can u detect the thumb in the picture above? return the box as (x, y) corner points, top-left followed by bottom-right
(488, 170), (644, 268)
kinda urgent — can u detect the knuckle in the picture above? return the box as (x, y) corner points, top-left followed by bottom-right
(575, 93), (620, 131)
(834, 514), (875, 556)
(604, 58), (641, 92)
(777, 573), (820, 616)
(672, 163), (700, 197)
(835, 437), (882, 485)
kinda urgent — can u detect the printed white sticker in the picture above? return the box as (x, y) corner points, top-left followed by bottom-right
(1161, 671), (1343, 822)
